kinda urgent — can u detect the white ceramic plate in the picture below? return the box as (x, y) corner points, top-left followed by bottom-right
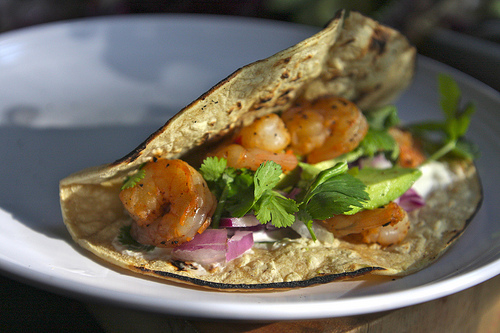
(0, 15), (499, 321)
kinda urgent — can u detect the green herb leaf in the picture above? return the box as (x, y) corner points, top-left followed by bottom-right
(439, 73), (461, 120)
(453, 139), (480, 160)
(301, 173), (369, 220)
(359, 128), (399, 160)
(409, 73), (477, 161)
(227, 188), (255, 217)
(296, 162), (369, 238)
(296, 210), (316, 241)
(200, 159), (368, 239)
(254, 192), (298, 228)
(118, 225), (155, 252)
(199, 156), (227, 182)
(304, 162), (348, 197)
(253, 161), (283, 201)
(121, 165), (146, 190)
(251, 161), (299, 227)
(199, 157), (257, 227)
(364, 105), (400, 130)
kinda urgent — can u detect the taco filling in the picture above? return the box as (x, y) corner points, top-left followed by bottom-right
(59, 10), (481, 290)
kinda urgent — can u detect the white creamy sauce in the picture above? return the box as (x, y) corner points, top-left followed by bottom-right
(112, 237), (172, 260)
(412, 161), (458, 198)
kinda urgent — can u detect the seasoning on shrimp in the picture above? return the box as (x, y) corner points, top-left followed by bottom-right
(211, 144), (298, 172)
(119, 159), (217, 247)
(282, 97), (369, 163)
(238, 114), (291, 153)
(389, 127), (426, 168)
(210, 113), (298, 171)
(319, 202), (409, 246)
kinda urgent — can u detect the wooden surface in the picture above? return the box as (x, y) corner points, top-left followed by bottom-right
(89, 274), (500, 333)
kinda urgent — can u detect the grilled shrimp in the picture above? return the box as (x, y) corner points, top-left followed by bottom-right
(119, 159), (217, 247)
(282, 97), (368, 163)
(318, 202), (409, 246)
(281, 108), (328, 156)
(238, 113), (291, 153)
(211, 113), (297, 171)
(211, 143), (298, 172)
(359, 213), (410, 246)
(389, 127), (426, 168)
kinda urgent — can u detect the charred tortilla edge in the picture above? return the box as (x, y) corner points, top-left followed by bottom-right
(131, 266), (386, 291)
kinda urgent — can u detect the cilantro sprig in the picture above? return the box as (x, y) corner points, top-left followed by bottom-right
(359, 129), (399, 160)
(359, 105), (400, 160)
(199, 157), (369, 240)
(364, 105), (400, 131)
(409, 74), (478, 161)
(295, 162), (369, 240)
(250, 161), (298, 228)
(199, 157), (253, 227)
(121, 164), (146, 190)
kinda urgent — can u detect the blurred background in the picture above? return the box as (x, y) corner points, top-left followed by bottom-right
(0, 1), (499, 332)
(0, 0), (499, 90)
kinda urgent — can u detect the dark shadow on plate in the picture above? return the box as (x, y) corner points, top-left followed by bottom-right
(0, 122), (161, 241)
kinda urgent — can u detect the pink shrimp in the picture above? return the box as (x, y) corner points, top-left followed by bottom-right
(210, 113), (297, 171)
(119, 158), (217, 247)
(238, 113), (291, 153)
(211, 143), (298, 172)
(388, 127), (426, 168)
(282, 96), (368, 163)
(318, 202), (409, 246)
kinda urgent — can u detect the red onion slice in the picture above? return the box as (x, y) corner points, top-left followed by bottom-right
(395, 188), (425, 212)
(171, 229), (254, 265)
(226, 231), (254, 262)
(171, 229), (228, 265)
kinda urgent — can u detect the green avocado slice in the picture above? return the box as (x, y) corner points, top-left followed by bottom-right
(347, 167), (422, 214)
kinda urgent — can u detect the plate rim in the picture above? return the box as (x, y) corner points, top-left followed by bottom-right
(0, 14), (499, 321)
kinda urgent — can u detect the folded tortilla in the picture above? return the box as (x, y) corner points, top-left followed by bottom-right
(59, 10), (482, 290)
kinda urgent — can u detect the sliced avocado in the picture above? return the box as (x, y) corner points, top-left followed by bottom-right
(346, 167), (422, 214)
(297, 148), (364, 186)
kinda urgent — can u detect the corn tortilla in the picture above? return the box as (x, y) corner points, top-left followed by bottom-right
(59, 10), (482, 291)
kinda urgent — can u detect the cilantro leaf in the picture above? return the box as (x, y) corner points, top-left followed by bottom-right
(360, 105), (400, 160)
(359, 128), (399, 160)
(296, 209), (316, 240)
(305, 161), (348, 196)
(118, 225), (155, 252)
(296, 162), (369, 239)
(439, 73), (461, 120)
(453, 139), (480, 160)
(303, 174), (368, 218)
(226, 188), (255, 217)
(225, 169), (255, 217)
(254, 192), (298, 228)
(199, 157), (257, 227)
(251, 161), (299, 228)
(200, 159), (368, 239)
(121, 165), (146, 190)
(199, 156), (227, 181)
(364, 105), (400, 130)
(253, 161), (283, 201)
(409, 73), (478, 161)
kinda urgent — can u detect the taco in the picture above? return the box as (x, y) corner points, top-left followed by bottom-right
(59, 10), (482, 290)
